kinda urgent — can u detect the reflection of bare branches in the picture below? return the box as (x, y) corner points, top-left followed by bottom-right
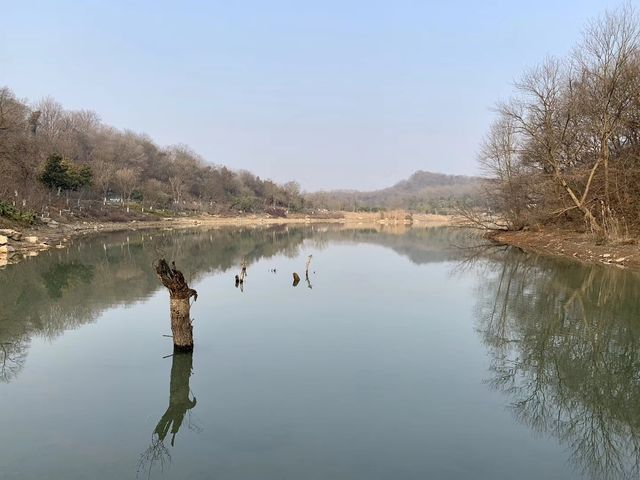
(137, 434), (171, 480)
(449, 243), (503, 276)
(187, 409), (203, 434)
(0, 340), (27, 383)
(466, 247), (640, 479)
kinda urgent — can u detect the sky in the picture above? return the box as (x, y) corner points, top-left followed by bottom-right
(0, 0), (625, 191)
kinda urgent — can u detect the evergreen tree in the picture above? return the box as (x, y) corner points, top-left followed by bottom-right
(40, 154), (93, 192)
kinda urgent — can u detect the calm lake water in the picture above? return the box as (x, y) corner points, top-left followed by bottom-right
(0, 225), (639, 480)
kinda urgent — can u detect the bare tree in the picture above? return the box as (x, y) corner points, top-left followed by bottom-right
(93, 160), (115, 205)
(114, 167), (139, 212)
(573, 4), (640, 210)
(481, 6), (640, 239)
(0, 86), (306, 219)
(478, 115), (532, 229)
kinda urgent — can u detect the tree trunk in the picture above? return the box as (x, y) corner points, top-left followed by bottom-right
(155, 259), (198, 352)
(553, 169), (604, 235)
(169, 298), (193, 351)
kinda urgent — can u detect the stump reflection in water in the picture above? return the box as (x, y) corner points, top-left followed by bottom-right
(137, 351), (198, 479)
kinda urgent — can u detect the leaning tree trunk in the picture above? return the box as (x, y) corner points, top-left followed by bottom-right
(154, 259), (198, 352)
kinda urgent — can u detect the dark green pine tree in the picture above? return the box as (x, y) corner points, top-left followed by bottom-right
(40, 154), (73, 192)
(40, 154), (93, 192)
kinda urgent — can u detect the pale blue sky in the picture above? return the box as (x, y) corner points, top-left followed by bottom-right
(0, 0), (623, 190)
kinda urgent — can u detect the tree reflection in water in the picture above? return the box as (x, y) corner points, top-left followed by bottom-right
(137, 351), (198, 479)
(0, 226), (310, 384)
(0, 225), (472, 384)
(469, 247), (640, 479)
(0, 338), (27, 383)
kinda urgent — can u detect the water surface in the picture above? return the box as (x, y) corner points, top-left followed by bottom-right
(0, 225), (638, 479)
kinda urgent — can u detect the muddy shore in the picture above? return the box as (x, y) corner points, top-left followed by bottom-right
(490, 228), (640, 270)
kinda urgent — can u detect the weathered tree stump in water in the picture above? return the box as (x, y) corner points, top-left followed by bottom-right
(154, 259), (198, 352)
(240, 259), (247, 277)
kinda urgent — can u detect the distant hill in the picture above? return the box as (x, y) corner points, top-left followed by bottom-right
(306, 171), (483, 213)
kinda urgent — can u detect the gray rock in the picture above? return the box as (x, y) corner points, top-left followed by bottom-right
(0, 229), (23, 241)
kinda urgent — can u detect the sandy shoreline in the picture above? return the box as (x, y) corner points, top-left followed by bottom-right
(3, 211), (639, 272)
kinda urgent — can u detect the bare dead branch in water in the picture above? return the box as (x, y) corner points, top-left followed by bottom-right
(453, 203), (510, 231)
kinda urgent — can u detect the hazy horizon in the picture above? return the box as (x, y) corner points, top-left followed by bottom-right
(1, 0), (621, 191)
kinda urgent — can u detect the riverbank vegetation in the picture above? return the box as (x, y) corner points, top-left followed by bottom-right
(0, 88), (306, 224)
(479, 4), (640, 241)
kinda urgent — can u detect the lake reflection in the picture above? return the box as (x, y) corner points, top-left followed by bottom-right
(469, 247), (640, 480)
(138, 351), (198, 478)
(0, 225), (638, 479)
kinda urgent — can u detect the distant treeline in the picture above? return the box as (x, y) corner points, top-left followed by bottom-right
(0, 88), (305, 221)
(479, 4), (640, 238)
(306, 171), (483, 214)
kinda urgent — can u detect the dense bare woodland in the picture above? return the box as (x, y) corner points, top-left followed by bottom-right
(0, 90), (305, 222)
(480, 5), (640, 239)
(0, 82), (481, 223)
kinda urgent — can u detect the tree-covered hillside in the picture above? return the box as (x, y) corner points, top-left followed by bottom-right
(306, 171), (482, 213)
(0, 88), (305, 222)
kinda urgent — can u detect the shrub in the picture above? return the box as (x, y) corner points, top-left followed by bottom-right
(264, 206), (287, 218)
(0, 201), (36, 224)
